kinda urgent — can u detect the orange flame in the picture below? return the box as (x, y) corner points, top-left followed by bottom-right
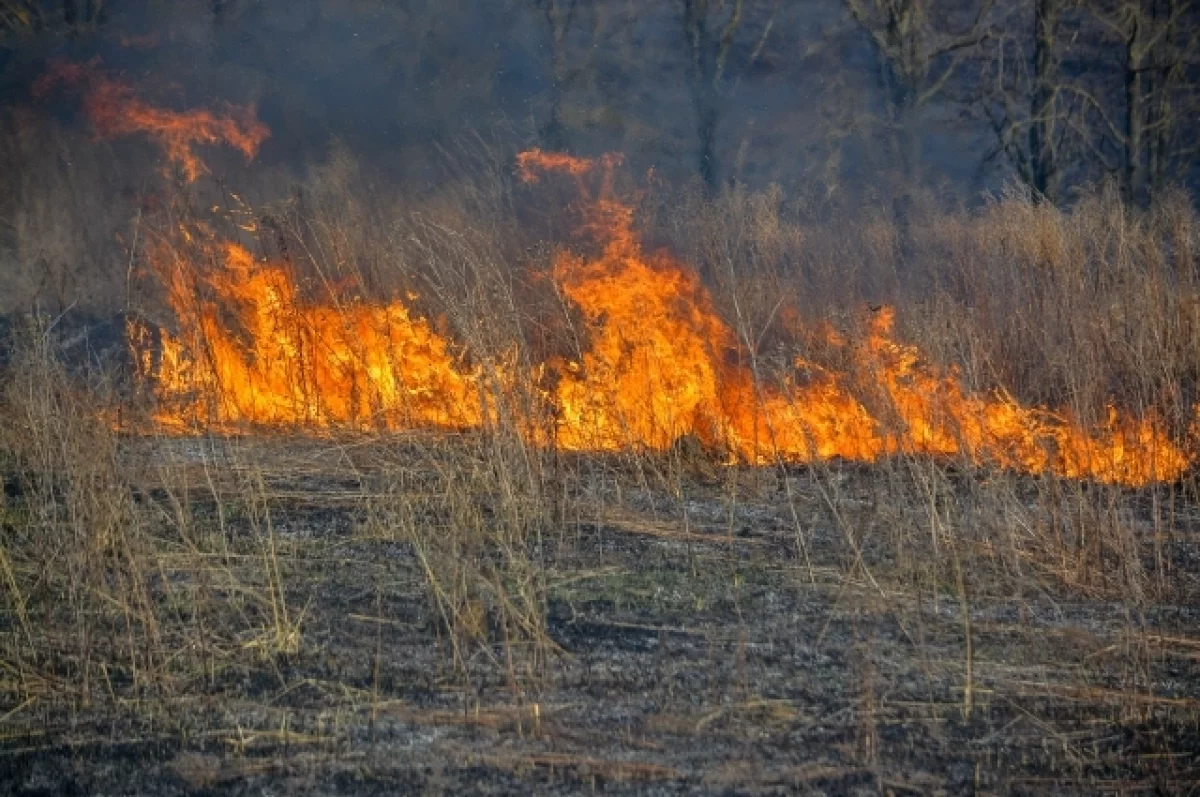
(128, 151), (1191, 486)
(533, 164), (734, 452)
(135, 238), (480, 432)
(36, 60), (269, 181)
(521, 151), (1189, 485)
(731, 308), (1188, 484)
(516, 148), (621, 182)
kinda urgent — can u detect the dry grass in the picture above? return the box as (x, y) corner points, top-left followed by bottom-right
(0, 156), (1198, 791)
(0, 318), (309, 723)
(664, 181), (1200, 431)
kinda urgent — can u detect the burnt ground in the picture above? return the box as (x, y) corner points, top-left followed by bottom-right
(2, 438), (1200, 795)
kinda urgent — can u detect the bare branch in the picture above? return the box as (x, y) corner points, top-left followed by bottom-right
(714, 0), (744, 84)
(748, 0), (781, 64)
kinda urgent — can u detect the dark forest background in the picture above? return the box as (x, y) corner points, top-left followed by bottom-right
(1, 0), (1198, 314)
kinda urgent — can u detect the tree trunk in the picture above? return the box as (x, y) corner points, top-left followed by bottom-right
(1147, 0), (1183, 198)
(541, 49), (568, 150)
(1121, 2), (1159, 207)
(683, 0), (722, 192)
(1029, 0), (1059, 200)
(694, 79), (720, 190)
(539, 0), (574, 151)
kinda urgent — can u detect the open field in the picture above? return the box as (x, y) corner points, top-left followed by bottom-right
(1, 426), (1199, 795)
(4, 1), (1200, 792)
(2, 150), (1200, 795)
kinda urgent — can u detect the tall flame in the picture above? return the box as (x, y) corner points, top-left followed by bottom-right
(521, 151), (735, 451)
(520, 149), (1188, 485)
(35, 60), (269, 181)
(128, 149), (1191, 486)
(135, 238), (480, 431)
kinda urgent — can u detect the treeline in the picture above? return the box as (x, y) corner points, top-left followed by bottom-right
(531, 0), (1200, 206)
(1, 0), (1198, 210)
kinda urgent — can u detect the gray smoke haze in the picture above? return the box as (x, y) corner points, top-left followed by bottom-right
(1, 0), (1197, 314)
(0, 2), (1006, 187)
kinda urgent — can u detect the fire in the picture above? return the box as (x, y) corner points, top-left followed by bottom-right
(519, 152), (1189, 485)
(35, 60), (269, 181)
(135, 237), (481, 432)
(734, 309), (1188, 485)
(127, 150), (1191, 486)
(524, 153), (733, 451)
(516, 148), (622, 181)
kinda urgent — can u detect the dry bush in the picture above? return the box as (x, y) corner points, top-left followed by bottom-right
(0, 316), (170, 709)
(910, 185), (1200, 431)
(369, 197), (561, 684)
(0, 317), (301, 717)
(365, 438), (556, 685)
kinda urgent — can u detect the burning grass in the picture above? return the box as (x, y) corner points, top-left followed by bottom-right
(1, 142), (1200, 792)
(126, 151), (1192, 487)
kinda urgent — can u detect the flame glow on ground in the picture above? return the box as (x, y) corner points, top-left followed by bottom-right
(128, 149), (1190, 486)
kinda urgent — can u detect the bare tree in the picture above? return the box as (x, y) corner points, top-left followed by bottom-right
(1094, 0), (1200, 205)
(982, 0), (1079, 201)
(984, 0), (1199, 205)
(530, 0), (580, 150)
(676, 0), (780, 190)
(0, 1), (43, 32)
(60, 0), (103, 27)
(1, 0), (103, 33)
(842, 0), (994, 182)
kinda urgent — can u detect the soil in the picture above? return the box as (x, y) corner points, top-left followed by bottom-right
(2, 438), (1199, 795)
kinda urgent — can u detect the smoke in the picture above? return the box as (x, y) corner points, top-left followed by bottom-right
(2, 0), (1007, 196)
(1, 0), (1197, 317)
